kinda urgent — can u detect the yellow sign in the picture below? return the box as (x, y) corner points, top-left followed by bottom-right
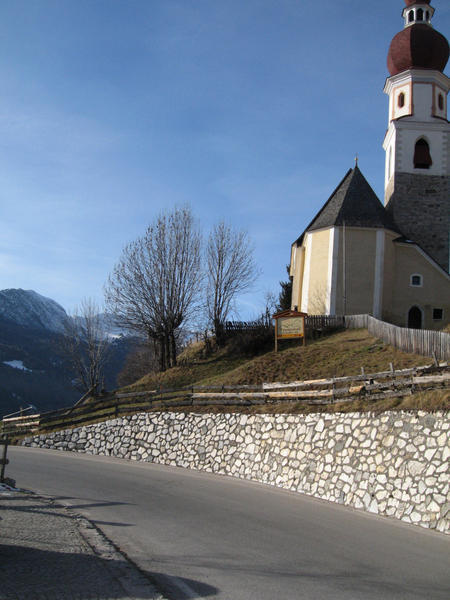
(277, 316), (304, 338)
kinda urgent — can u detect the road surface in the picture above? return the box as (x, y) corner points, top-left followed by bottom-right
(8, 446), (450, 600)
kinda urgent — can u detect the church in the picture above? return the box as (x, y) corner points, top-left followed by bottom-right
(289, 0), (449, 331)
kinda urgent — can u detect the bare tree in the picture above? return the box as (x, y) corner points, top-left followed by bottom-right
(206, 221), (258, 345)
(262, 290), (278, 327)
(62, 298), (110, 396)
(116, 342), (158, 388)
(105, 206), (202, 371)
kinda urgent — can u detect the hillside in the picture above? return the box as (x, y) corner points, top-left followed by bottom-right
(0, 289), (136, 417)
(0, 315), (136, 417)
(116, 329), (448, 414)
(122, 328), (437, 389)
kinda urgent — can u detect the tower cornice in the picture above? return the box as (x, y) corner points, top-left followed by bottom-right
(384, 69), (450, 95)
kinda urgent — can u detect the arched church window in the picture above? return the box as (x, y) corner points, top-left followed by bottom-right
(398, 92), (405, 108)
(416, 8), (424, 21)
(414, 139), (432, 169)
(438, 94), (444, 111)
(408, 10), (414, 23)
(426, 10), (430, 21)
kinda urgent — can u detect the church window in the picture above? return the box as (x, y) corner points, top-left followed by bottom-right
(414, 139), (432, 169)
(408, 10), (414, 23)
(410, 274), (422, 287)
(426, 10), (430, 21)
(438, 93), (444, 111)
(398, 92), (405, 108)
(416, 8), (423, 21)
(433, 308), (443, 321)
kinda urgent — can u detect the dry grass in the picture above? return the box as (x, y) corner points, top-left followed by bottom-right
(117, 328), (449, 413)
(197, 329), (432, 386)
(124, 329), (433, 392)
(120, 345), (246, 392)
(149, 388), (449, 416)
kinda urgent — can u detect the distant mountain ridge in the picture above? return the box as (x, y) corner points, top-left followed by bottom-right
(0, 289), (69, 333)
(0, 289), (134, 417)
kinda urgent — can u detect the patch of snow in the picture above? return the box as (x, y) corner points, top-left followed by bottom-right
(107, 332), (123, 340)
(3, 360), (32, 372)
(0, 483), (21, 495)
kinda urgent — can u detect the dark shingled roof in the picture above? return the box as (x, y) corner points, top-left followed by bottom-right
(294, 166), (401, 246)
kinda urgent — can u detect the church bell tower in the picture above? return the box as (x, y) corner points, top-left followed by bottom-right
(383, 0), (450, 272)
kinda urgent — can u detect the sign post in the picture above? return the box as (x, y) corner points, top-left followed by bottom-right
(0, 439), (9, 483)
(272, 309), (307, 352)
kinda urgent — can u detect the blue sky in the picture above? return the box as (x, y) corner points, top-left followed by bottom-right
(0, 0), (449, 319)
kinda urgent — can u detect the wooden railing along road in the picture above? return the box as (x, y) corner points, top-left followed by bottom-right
(2, 314), (448, 439)
(2, 363), (448, 440)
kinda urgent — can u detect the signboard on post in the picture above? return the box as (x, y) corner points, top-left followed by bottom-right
(272, 309), (307, 352)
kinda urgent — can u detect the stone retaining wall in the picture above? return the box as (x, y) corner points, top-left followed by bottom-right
(22, 410), (449, 533)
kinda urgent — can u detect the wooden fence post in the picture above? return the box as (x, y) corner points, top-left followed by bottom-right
(0, 439), (9, 483)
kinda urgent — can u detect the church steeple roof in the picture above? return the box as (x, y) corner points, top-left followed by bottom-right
(294, 166), (401, 246)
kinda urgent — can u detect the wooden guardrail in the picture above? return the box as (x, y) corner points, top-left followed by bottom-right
(1, 414), (40, 439)
(1, 364), (448, 439)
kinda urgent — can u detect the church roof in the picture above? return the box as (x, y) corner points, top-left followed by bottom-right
(294, 166), (401, 246)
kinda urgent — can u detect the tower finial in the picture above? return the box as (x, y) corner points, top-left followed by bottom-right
(355, 154), (359, 167)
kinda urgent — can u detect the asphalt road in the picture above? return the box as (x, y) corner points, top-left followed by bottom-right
(8, 446), (450, 600)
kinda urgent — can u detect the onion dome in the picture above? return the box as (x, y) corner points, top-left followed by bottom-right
(387, 2), (449, 76)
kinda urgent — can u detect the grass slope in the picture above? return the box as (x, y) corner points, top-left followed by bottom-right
(123, 329), (438, 389)
(120, 329), (449, 414)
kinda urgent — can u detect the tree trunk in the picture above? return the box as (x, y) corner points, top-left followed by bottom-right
(158, 337), (166, 372)
(170, 332), (177, 367)
(214, 318), (225, 347)
(165, 333), (171, 371)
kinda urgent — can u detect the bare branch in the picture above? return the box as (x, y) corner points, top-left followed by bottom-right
(61, 298), (110, 395)
(206, 221), (258, 345)
(105, 206), (202, 370)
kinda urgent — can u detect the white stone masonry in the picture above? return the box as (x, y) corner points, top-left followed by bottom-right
(22, 410), (449, 533)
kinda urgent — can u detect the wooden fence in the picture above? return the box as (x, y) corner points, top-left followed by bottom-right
(306, 315), (345, 332)
(224, 316), (345, 337)
(224, 321), (269, 332)
(2, 364), (448, 439)
(345, 315), (450, 361)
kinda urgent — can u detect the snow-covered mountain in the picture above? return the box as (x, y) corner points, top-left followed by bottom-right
(0, 288), (136, 416)
(0, 288), (130, 338)
(0, 289), (69, 333)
